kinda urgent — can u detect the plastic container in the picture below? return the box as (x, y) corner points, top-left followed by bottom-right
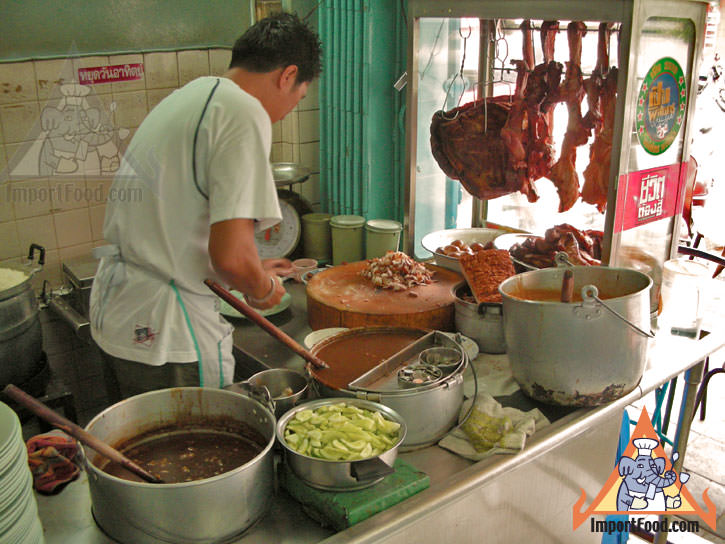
(365, 219), (403, 259)
(658, 258), (710, 338)
(301, 213), (332, 263)
(330, 215), (365, 265)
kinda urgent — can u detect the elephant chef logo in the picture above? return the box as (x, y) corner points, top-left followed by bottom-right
(572, 407), (717, 531)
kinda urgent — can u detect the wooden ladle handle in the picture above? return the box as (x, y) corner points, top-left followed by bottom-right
(204, 279), (328, 370)
(2, 384), (163, 484)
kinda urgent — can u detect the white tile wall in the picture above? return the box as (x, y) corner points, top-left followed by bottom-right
(34, 59), (74, 101)
(53, 208), (92, 247)
(112, 90), (148, 129)
(11, 178), (52, 219)
(178, 50), (210, 86)
(209, 49), (231, 76)
(143, 52), (179, 89)
(50, 178), (87, 212)
(0, 220), (20, 260)
(16, 214), (57, 252)
(0, 102), (40, 143)
(0, 49), (321, 288)
(88, 204), (105, 242)
(0, 62), (38, 104)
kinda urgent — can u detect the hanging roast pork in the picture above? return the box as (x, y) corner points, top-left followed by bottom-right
(581, 22), (618, 212)
(430, 20), (545, 203)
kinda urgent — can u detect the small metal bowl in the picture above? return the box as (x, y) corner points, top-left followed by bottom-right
(246, 369), (309, 418)
(418, 346), (463, 374)
(276, 398), (407, 491)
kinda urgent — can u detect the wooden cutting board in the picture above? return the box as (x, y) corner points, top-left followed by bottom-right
(306, 261), (462, 331)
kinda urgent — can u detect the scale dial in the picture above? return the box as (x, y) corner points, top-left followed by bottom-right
(254, 198), (301, 258)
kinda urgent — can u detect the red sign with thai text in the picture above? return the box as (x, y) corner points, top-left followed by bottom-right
(78, 63), (144, 85)
(613, 163), (688, 233)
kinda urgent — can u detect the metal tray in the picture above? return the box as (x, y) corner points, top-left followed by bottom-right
(347, 331), (465, 392)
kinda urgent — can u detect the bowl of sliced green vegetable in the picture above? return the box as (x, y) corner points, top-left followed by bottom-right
(276, 398), (407, 491)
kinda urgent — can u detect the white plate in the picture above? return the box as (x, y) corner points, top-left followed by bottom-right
(219, 291), (292, 319)
(0, 402), (20, 454)
(303, 328), (348, 349)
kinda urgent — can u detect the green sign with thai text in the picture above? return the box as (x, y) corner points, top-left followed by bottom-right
(636, 57), (687, 156)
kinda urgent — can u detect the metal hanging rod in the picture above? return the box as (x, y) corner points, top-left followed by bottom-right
(492, 20), (622, 33)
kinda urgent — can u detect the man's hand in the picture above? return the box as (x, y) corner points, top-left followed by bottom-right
(209, 219), (287, 308)
(262, 258), (294, 278)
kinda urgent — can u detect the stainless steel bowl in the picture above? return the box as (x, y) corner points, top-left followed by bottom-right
(247, 368), (309, 418)
(271, 162), (311, 187)
(421, 228), (504, 272)
(276, 398), (407, 491)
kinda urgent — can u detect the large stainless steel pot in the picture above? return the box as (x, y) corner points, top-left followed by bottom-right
(310, 328), (465, 450)
(276, 398), (406, 490)
(1, 245), (45, 388)
(452, 282), (506, 354)
(82, 387), (276, 544)
(499, 266), (652, 407)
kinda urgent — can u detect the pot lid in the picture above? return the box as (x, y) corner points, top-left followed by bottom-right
(302, 212), (332, 224)
(330, 215), (365, 228)
(365, 219), (402, 233)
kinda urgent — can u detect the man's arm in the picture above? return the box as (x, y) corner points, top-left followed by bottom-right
(209, 218), (287, 309)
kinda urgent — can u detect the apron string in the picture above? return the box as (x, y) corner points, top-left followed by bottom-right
(169, 279), (205, 387)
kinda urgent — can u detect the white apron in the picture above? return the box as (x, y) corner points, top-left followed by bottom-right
(91, 244), (234, 388)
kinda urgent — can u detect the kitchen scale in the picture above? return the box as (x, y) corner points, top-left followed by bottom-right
(255, 163), (314, 259)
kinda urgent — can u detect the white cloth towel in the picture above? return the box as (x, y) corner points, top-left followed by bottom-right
(438, 392), (549, 462)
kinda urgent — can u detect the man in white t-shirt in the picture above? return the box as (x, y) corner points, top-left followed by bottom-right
(89, 13), (322, 400)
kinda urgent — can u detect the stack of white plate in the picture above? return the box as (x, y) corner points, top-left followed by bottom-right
(0, 402), (44, 544)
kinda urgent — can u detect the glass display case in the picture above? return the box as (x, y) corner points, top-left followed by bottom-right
(404, 0), (708, 311)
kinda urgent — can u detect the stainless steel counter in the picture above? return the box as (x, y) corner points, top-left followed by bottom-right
(35, 280), (725, 543)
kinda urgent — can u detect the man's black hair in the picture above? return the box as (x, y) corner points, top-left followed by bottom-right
(230, 12), (322, 83)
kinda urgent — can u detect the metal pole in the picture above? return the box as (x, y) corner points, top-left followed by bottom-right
(653, 359), (705, 544)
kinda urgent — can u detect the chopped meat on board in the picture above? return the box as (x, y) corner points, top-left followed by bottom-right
(582, 23), (618, 212)
(359, 251), (433, 291)
(547, 21), (590, 213)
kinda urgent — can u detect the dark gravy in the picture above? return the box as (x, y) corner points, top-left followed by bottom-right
(313, 330), (425, 390)
(101, 430), (263, 483)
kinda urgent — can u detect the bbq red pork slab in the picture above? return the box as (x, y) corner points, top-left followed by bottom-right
(430, 20), (539, 202)
(430, 96), (520, 200)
